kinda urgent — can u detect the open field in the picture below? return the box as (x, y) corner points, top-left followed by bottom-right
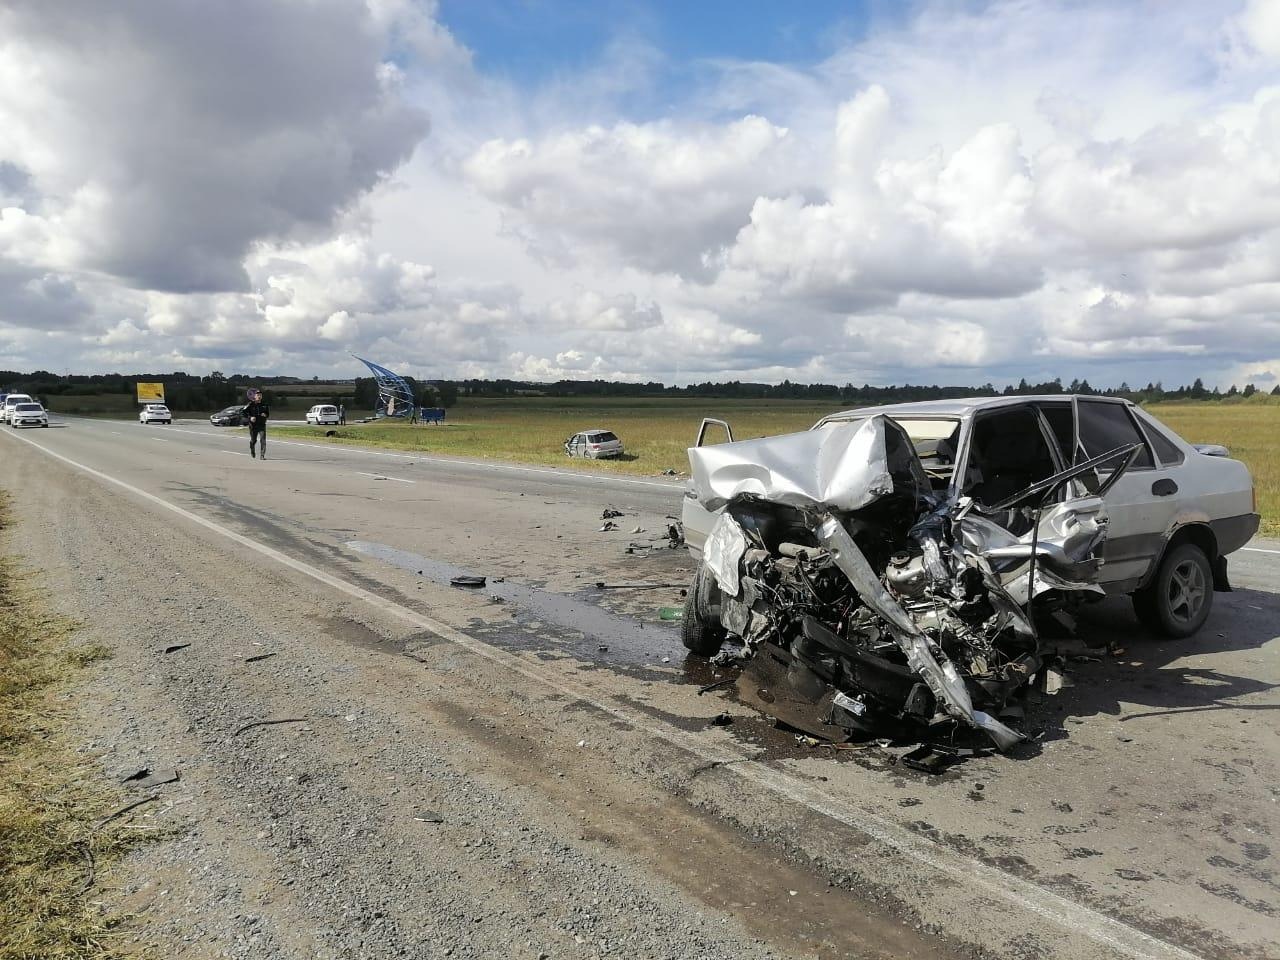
(271, 395), (1280, 536)
(1145, 399), (1279, 535)
(275, 396), (845, 475)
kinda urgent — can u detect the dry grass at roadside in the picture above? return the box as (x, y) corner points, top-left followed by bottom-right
(0, 498), (153, 959)
(271, 395), (1280, 538)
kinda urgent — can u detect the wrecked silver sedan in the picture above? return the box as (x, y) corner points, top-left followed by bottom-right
(679, 414), (1140, 752)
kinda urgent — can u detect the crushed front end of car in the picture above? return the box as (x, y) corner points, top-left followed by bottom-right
(684, 415), (1135, 753)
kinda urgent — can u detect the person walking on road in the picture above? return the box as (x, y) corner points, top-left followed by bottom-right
(338, 403), (346, 425)
(244, 389), (270, 459)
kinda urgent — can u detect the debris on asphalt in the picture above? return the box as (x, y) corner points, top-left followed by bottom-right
(602, 508), (623, 519)
(599, 521), (618, 532)
(697, 677), (735, 695)
(233, 717), (308, 737)
(594, 581), (684, 590)
(450, 575), (487, 589)
(413, 811), (444, 823)
(631, 526), (645, 534)
(657, 607), (683, 621)
(122, 767), (181, 789)
(659, 468), (678, 476)
(665, 522), (685, 547)
(163, 643), (192, 654)
(245, 652), (277, 663)
(901, 744), (963, 775)
(709, 712), (733, 727)
(94, 794), (159, 831)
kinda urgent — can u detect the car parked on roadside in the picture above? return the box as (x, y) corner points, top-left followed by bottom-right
(139, 403), (172, 425)
(306, 403), (340, 425)
(1, 393), (33, 423)
(210, 405), (247, 426)
(564, 429), (624, 459)
(9, 401), (49, 428)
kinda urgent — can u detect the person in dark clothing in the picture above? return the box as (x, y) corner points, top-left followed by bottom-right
(338, 403), (346, 425)
(244, 390), (270, 459)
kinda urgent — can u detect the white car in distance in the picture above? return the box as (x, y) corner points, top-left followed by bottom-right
(1, 393), (33, 423)
(139, 403), (172, 424)
(10, 401), (49, 428)
(306, 404), (340, 425)
(564, 429), (624, 459)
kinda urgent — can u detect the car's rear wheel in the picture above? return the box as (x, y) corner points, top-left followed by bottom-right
(681, 566), (727, 656)
(1133, 542), (1214, 638)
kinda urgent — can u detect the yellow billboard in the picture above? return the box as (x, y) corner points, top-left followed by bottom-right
(136, 382), (165, 404)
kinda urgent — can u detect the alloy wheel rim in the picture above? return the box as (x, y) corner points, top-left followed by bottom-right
(1167, 559), (1207, 624)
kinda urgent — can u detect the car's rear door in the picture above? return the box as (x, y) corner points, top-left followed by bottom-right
(1070, 399), (1178, 587)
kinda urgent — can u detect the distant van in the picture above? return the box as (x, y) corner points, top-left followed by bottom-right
(1, 394), (33, 424)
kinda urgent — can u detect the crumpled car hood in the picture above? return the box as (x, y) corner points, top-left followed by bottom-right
(688, 416), (929, 514)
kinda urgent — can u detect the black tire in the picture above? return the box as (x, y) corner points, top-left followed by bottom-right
(1133, 542), (1214, 638)
(681, 567), (726, 656)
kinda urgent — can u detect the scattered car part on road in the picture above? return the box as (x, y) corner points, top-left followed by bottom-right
(163, 642), (192, 654)
(232, 717), (308, 736)
(450, 575), (487, 588)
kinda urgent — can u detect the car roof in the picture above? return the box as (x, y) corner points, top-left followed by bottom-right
(819, 394), (1132, 422)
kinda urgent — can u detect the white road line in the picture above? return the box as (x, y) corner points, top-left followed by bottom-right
(152, 438), (169, 442)
(0, 426), (1202, 960)
(355, 471), (414, 484)
(1242, 547), (1280, 555)
(221, 450), (249, 457)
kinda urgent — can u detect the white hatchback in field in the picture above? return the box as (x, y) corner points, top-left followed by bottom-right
(565, 429), (624, 459)
(10, 401), (48, 428)
(1, 394), (33, 423)
(683, 396), (1259, 638)
(139, 403), (172, 424)
(306, 404), (340, 425)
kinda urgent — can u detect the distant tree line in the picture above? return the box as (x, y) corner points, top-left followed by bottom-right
(4, 369), (1278, 412)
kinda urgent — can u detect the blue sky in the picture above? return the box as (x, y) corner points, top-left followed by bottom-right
(438, 0), (880, 82)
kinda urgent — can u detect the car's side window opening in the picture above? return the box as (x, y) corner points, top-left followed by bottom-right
(1138, 414), (1186, 467)
(963, 407), (1061, 506)
(1077, 401), (1154, 470)
(894, 418), (961, 495)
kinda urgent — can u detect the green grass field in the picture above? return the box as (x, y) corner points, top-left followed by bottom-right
(1143, 399), (1278, 536)
(273, 395), (1280, 537)
(274, 397), (845, 475)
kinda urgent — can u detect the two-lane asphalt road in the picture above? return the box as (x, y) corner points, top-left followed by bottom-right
(2, 415), (1277, 960)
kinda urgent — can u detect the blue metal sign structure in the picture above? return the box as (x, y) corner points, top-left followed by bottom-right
(355, 356), (415, 418)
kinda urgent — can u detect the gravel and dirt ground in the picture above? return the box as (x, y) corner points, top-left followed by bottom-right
(1, 417), (1276, 960)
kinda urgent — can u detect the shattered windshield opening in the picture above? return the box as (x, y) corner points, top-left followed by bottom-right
(688, 415), (1134, 758)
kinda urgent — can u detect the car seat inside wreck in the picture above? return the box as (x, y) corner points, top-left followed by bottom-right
(682, 415), (1140, 764)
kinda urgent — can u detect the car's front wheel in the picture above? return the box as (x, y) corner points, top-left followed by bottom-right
(1133, 542), (1214, 638)
(681, 566), (727, 656)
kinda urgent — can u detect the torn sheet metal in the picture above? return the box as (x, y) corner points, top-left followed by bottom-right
(688, 420), (1121, 755)
(815, 514), (1024, 751)
(688, 416), (928, 514)
(703, 512), (748, 597)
